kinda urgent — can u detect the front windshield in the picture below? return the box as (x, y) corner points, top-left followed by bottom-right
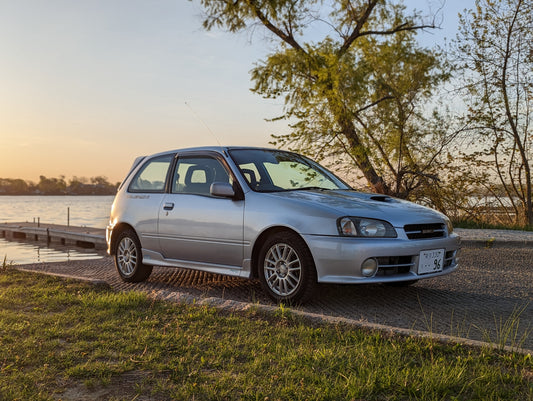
(229, 149), (351, 192)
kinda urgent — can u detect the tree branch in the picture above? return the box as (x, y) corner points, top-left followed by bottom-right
(358, 23), (437, 39)
(337, 0), (379, 56)
(337, 0), (436, 57)
(247, 0), (307, 54)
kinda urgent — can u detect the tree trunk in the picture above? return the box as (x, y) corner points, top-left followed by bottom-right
(338, 115), (391, 194)
(499, 0), (533, 226)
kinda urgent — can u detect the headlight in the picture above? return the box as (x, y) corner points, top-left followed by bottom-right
(338, 217), (397, 238)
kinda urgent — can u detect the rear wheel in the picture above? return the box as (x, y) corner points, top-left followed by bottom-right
(114, 229), (153, 282)
(258, 231), (317, 304)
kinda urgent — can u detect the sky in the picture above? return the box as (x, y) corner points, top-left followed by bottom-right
(0, 0), (474, 183)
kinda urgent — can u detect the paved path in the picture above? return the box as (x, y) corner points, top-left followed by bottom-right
(455, 227), (533, 247)
(16, 240), (533, 353)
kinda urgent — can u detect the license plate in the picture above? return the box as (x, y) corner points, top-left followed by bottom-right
(418, 249), (445, 275)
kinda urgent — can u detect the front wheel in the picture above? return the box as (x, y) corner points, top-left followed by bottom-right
(258, 231), (317, 304)
(114, 229), (153, 282)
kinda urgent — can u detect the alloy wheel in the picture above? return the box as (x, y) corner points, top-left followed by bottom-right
(263, 242), (302, 297)
(117, 237), (137, 276)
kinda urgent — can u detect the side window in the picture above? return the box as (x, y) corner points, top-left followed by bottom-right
(128, 155), (172, 193)
(171, 156), (231, 196)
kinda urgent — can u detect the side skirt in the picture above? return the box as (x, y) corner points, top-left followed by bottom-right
(142, 249), (252, 279)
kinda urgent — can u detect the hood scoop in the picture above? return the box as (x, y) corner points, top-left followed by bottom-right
(370, 195), (393, 202)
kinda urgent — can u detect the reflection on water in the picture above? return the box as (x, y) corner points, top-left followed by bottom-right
(0, 195), (112, 263)
(0, 238), (104, 265)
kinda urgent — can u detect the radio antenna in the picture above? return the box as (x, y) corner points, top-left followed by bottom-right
(184, 101), (221, 146)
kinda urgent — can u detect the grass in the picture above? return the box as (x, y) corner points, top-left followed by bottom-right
(479, 303), (533, 352)
(419, 296), (531, 353)
(453, 219), (533, 232)
(0, 269), (532, 401)
(1, 255), (12, 273)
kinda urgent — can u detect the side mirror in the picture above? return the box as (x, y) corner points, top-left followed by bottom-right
(210, 182), (235, 198)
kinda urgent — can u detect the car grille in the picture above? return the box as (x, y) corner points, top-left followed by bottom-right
(376, 256), (415, 276)
(444, 250), (456, 268)
(404, 223), (445, 239)
(375, 250), (457, 277)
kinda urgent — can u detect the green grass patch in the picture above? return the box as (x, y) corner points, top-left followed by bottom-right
(453, 219), (533, 231)
(0, 269), (532, 400)
(1, 255), (13, 273)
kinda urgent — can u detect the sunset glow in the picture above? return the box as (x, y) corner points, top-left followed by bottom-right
(0, 0), (470, 183)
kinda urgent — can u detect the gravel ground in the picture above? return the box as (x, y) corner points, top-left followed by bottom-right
(455, 227), (533, 246)
(16, 240), (533, 352)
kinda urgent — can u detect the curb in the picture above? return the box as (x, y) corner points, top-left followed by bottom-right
(17, 267), (110, 287)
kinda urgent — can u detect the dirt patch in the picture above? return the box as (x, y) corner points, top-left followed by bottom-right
(55, 371), (169, 401)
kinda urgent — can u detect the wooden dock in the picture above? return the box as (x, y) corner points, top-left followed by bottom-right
(1, 222), (106, 250)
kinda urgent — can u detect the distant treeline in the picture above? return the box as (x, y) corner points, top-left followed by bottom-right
(0, 176), (120, 195)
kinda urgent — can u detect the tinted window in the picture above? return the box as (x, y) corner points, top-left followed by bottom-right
(128, 155), (172, 193)
(171, 156), (231, 196)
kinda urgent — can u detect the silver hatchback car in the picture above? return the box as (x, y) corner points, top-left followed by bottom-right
(107, 147), (460, 303)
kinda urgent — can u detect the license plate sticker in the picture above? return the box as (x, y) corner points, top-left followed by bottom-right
(418, 249), (445, 275)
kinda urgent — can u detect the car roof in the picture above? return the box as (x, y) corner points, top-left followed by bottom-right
(142, 146), (287, 158)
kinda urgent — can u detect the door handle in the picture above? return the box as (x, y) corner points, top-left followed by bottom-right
(163, 202), (174, 211)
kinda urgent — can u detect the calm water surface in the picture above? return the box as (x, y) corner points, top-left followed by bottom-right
(0, 195), (113, 228)
(0, 238), (104, 265)
(0, 196), (113, 264)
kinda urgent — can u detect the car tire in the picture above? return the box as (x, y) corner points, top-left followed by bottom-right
(114, 229), (153, 282)
(258, 231), (317, 304)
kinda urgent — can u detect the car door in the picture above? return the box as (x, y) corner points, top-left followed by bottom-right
(158, 153), (245, 267)
(125, 154), (173, 252)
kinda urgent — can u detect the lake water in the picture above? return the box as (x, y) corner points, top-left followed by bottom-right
(0, 238), (104, 265)
(0, 195), (114, 228)
(0, 196), (113, 264)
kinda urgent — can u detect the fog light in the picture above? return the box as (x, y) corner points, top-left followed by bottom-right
(361, 258), (378, 277)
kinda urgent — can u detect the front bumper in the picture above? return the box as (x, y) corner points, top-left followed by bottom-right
(303, 233), (460, 284)
(105, 224), (113, 255)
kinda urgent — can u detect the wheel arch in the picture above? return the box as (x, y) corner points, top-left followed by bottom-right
(109, 222), (137, 255)
(250, 226), (313, 279)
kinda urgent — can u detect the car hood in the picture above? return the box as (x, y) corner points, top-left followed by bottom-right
(267, 189), (447, 227)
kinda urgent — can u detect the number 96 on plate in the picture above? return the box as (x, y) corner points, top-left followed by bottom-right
(418, 249), (445, 275)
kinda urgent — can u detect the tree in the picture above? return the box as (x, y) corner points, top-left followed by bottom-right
(37, 175), (67, 195)
(196, 0), (457, 201)
(456, 0), (533, 225)
(0, 175), (118, 195)
(262, 31), (454, 201)
(0, 178), (31, 195)
(68, 176), (117, 195)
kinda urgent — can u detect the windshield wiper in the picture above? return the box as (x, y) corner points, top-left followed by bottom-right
(289, 186), (331, 191)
